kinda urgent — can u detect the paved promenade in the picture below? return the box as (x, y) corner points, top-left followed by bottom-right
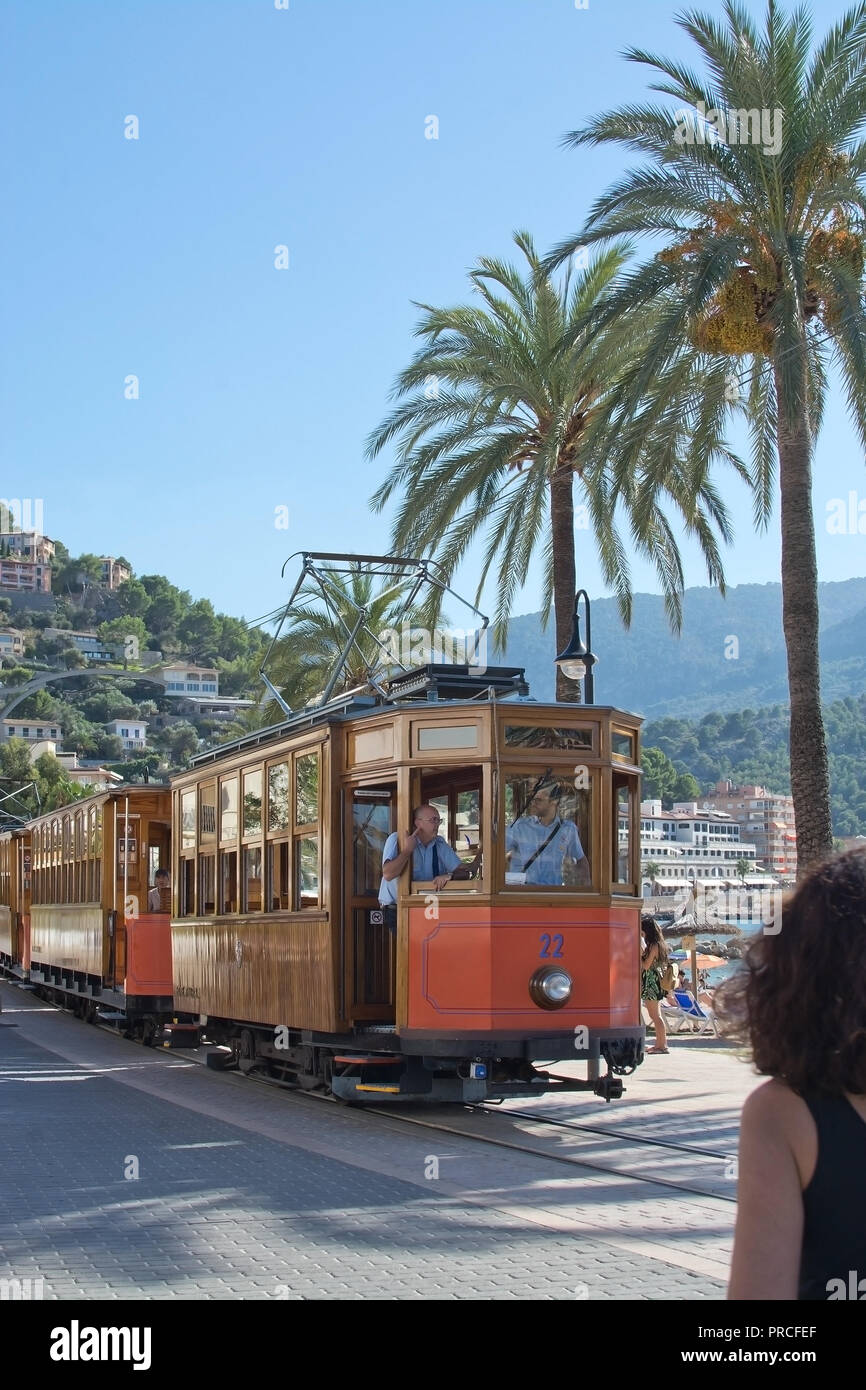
(0, 980), (760, 1300)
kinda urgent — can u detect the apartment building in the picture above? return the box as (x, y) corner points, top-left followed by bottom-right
(99, 556), (132, 590)
(2, 717), (62, 742)
(0, 558), (52, 593)
(161, 664), (219, 696)
(0, 531), (56, 564)
(702, 780), (797, 881)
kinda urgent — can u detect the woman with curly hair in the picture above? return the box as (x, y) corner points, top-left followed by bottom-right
(723, 847), (866, 1300)
(640, 914), (670, 1055)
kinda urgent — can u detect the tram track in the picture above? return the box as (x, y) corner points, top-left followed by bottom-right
(361, 1101), (738, 1204)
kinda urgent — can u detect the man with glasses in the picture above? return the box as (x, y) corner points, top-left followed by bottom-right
(378, 804), (475, 935)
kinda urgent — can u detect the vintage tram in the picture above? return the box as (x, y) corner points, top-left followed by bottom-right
(1, 661), (646, 1103)
(171, 662), (645, 1102)
(0, 787), (176, 1043)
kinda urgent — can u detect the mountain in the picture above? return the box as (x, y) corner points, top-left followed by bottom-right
(501, 577), (866, 717)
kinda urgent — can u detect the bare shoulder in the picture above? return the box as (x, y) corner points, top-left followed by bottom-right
(742, 1078), (817, 1186)
(743, 1077), (810, 1128)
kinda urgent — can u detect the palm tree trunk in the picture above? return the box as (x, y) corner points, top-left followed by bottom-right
(773, 359), (833, 872)
(550, 464), (578, 703)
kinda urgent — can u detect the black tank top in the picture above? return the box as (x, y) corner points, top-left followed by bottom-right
(798, 1093), (866, 1300)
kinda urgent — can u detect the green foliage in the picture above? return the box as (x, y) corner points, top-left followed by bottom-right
(0, 740), (89, 817)
(644, 694), (866, 835)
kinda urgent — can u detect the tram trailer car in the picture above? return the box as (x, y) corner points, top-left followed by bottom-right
(172, 664), (646, 1103)
(0, 788), (178, 1045)
(0, 827), (30, 980)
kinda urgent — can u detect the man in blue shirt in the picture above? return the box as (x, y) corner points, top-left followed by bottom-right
(505, 783), (589, 886)
(378, 804), (477, 932)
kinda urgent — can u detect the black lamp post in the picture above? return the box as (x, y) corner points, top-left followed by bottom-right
(555, 590), (596, 703)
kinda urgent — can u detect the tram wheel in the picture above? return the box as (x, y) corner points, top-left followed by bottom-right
(141, 1019), (157, 1048)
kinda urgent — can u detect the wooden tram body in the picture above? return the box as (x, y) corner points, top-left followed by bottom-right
(173, 667), (645, 1101)
(0, 787), (175, 1040)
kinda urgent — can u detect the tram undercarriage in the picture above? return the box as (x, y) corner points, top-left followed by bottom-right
(201, 1021), (645, 1103)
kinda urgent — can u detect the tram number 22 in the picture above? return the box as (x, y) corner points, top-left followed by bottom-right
(539, 932), (563, 959)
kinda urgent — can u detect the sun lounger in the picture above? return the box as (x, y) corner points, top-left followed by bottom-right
(660, 990), (718, 1036)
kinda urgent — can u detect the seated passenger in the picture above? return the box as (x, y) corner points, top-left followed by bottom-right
(505, 782), (590, 886)
(378, 804), (478, 934)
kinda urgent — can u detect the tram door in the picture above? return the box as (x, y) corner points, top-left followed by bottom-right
(348, 785), (396, 1020)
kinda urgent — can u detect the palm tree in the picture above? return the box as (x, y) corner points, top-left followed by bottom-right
(643, 859), (662, 891)
(735, 855), (753, 882)
(367, 232), (746, 699)
(548, 0), (866, 866)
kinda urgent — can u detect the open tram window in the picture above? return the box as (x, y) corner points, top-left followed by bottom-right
(199, 854), (216, 914)
(219, 850), (237, 913)
(268, 763), (290, 832)
(503, 770), (592, 888)
(419, 768), (483, 877)
(180, 858), (195, 916)
(268, 840), (290, 910)
(243, 845), (262, 911)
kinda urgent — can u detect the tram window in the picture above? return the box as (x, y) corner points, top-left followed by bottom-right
(220, 777), (238, 842)
(352, 791), (391, 897)
(503, 771), (592, 888)
(295, 753), (319, 826)
(243, 770), (263, 836)
(219, 850), (238, 913)
(429, 794), (449, 842)
(180, 859), (195, 916)
(504, 725), (593, 751)
(267, 841), (290, 910)
(199, 784), (216, 843)
(613, 775), (635, 885)
(295, 836), (319, 908)
(181, 791), (196, 851)
(199, 855), (216, 914)
(268, 763), (290, 832)
(243, 846), (263, 911)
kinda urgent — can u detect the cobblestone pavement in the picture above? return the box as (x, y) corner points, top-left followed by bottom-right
(0, 980), (758, 1300)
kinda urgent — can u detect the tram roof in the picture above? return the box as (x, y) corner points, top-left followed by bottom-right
(188, 664), (641, 771)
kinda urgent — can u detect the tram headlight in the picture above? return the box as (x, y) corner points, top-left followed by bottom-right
(529, 966), (573, 1010)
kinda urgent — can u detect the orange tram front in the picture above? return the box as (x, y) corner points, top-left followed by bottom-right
(173, 664), (646, 1103)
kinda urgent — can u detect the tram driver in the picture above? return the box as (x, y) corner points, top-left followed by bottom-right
(378, 804), (479, 934)
(505, 781), (590, 886)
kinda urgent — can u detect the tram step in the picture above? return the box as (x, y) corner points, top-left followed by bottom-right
(97, 1010), (126, 1022)
(334, 1055), (401, 1065)
(355, 1084), (401, 1094)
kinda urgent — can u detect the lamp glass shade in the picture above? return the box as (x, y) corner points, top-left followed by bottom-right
(557, 658), (587, 681)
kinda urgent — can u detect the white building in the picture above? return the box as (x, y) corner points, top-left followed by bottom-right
(2, 717), (62, 743)
(105, 718), (147, 752)
(637, 799), (776, 892)
(160, 663), (219, 697)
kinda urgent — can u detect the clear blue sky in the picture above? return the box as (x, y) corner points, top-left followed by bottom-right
(2, 0), (861, 631)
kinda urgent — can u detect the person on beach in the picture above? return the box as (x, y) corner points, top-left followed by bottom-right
(640, 914), (670, 1054)
(722, 847), (866, 1300)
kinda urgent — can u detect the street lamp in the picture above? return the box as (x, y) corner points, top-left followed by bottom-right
(555, 589), (596, 702)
